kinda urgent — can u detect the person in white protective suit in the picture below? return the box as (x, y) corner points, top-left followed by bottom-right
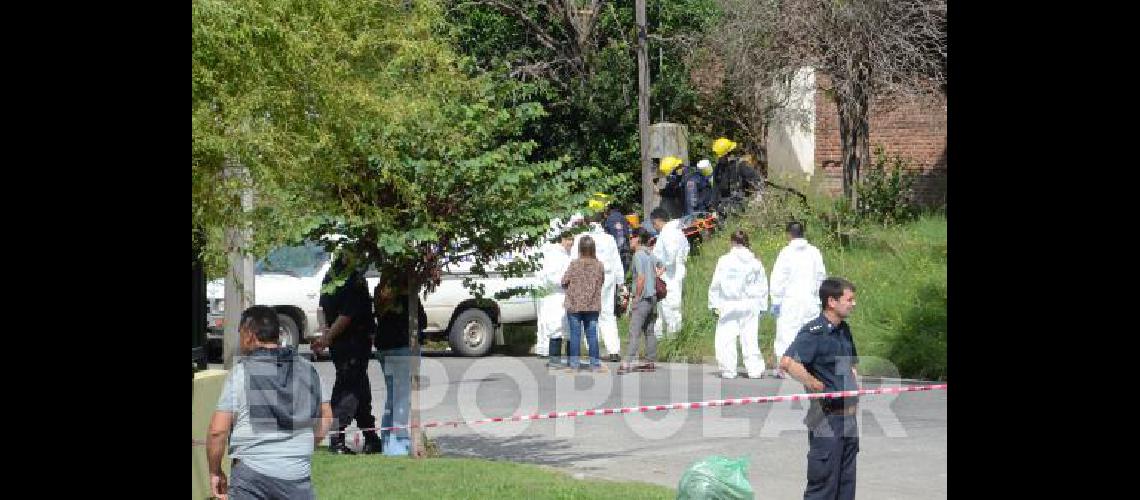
(769, 221), (826, 378)
(708, 230), (769, 379)
(533, 217), (569, 357)
(650, 207), (690, 339)
(570, 213), (625, 361)
(534, 227), (575, 364)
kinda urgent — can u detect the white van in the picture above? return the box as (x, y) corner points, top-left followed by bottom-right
(205, 242), (539, 358)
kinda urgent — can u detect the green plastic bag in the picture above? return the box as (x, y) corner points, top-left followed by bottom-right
(676, 455), (755, 500)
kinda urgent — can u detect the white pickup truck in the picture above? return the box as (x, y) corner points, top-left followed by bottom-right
(205, 242), (540, 358)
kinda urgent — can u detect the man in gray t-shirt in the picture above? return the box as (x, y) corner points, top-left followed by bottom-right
(208, 306), (333, 500)
(620, 230), (661, 374)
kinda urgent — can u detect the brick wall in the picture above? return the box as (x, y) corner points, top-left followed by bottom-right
(814, 76), (947, 207)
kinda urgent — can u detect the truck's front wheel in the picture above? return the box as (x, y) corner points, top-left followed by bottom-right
(448, 309), (495, 357)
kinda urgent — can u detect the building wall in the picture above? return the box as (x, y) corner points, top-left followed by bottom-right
(814, 80), (947, 207)
(766, 67), (817, 180)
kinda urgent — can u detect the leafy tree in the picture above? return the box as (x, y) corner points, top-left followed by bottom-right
(195, 0), (620, 457)
(194, 0), (614, 283)
(445, 0), (722, 208)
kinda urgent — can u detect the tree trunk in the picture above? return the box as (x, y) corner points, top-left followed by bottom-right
(222, 161), (255, 369)
(836, 88), (870, 208)
(854, 92), (870, 209)
(408, 273), (425, 458)
(837, 103), (857, 206)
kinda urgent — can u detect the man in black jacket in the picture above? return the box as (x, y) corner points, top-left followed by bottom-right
(311, 254), (380, 454)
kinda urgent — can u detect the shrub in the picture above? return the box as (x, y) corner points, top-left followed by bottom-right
(856, 146), (919, 225)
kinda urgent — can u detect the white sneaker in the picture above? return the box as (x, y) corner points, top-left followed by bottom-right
(721, 372), (738, 379)
(746, 373), (764, 379)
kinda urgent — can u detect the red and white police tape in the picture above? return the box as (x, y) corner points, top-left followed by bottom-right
(192, 384), (946, 446)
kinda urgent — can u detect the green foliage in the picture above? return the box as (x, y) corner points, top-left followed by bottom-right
(444, 0), (724, 209)
(193, 0), (617, 287)
(760, 147), (922, 249)
(813, 195), (860, 248)
(831, 217), (947, 380)
(856, 146), (919, 225)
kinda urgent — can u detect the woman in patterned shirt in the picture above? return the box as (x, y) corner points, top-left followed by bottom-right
(561, 235), (607, 372)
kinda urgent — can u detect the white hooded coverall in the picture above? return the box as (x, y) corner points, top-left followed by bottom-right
(652, 219), (690, 339)
(571, 224), (625, 356)
(769, 238), (827, 362)
(708, 245), (769, 378)
(534, 241), (571, 356)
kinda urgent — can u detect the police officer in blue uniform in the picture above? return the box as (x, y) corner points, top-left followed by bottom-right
(780, 277), (860, 500)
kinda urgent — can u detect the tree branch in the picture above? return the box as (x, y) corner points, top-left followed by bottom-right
(456, 0), (562, 55)
(648, 33), (696, 45)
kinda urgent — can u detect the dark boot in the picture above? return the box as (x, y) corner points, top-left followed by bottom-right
(546, 338), (564, 368)
(329, 432), (356, 455)
(361, 431), (382, 454)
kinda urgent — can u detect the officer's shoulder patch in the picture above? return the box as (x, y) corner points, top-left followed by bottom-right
(807, 320), (826, 334)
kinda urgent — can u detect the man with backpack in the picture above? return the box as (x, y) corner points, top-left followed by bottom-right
(618, 229), (662, 374)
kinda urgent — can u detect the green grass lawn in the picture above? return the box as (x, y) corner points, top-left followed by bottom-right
(500, 213), (947, 381)
(312, 451), (675, 499)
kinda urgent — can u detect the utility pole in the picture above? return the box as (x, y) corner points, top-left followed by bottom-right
(636, 0), (653, 224)
(658, 0), (664, 123)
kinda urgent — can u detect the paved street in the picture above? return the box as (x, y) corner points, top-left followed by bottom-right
(210, 353), (947, 498)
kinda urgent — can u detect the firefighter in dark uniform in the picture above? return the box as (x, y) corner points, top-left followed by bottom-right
(779, 277), (860, 500)
(311, 253), (381, 454)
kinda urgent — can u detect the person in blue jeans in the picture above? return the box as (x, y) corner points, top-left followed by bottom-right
(560, 235), (608, 372)
(566, 311), (600, 371)
(377, 347), (412, 455)
(373, 273), (427, 455)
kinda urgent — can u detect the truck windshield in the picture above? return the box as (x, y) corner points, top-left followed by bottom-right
(256, 242), (329, 278)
